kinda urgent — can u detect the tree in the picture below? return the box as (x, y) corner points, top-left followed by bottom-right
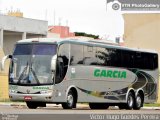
(74, 32), (99, 39)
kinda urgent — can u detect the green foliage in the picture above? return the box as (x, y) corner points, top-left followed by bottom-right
(75, 32), (99, 39)
(0, 91), (2, 98)
(144, 103), (160, 107)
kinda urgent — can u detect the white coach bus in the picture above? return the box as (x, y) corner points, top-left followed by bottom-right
(1, 38), (158, 110)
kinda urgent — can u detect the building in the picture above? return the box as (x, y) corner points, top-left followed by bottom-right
(0, 14), (48, 100)
(0, 14), (48, 55)
(48, 25), (75, 38)
(47, 32), (60, 38)
(123, 13), (160, 103)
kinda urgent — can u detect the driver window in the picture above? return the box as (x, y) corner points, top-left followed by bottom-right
(55, 43), (69, 84)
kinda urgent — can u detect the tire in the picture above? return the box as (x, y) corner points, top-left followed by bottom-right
(133, 93), (143, 110)
(62, 90), (76, 109)
(125, 92), (134, 110)
(89, 103), (109, 109)
(26, 101), (38, 109)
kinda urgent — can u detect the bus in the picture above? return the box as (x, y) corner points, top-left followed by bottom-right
(1, 38), (158, 110)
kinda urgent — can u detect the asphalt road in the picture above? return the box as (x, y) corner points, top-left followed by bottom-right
(0, 104), (160, 120)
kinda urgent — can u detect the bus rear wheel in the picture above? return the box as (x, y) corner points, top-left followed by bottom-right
(125, 92), (134, 110)
(89, 103), (109, 109)
(133, 93), (143, 110)
(62, 90), (76, 109)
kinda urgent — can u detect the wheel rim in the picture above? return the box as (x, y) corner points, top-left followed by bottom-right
(136, 95), (142, 107)
(128, 95), (133, 107)
(67, 94), (73, 107)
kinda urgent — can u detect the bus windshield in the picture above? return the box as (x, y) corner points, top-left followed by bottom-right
(9, 44), (57, 85)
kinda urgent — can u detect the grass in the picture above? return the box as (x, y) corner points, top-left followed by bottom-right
(0, 98), (11, 102)
(0, 99), (24, 103)
(144, 103), (160, 107)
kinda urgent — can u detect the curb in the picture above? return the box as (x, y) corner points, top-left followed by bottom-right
(142, 107), (160, 110)
(0, 102), (88, 107)
(0, 102), (160, 110)
(0, 102), (26, 106)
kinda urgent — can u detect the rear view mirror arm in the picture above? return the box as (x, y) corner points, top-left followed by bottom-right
(1, 55), (12, 71)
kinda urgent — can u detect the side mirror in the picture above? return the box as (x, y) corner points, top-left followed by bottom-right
(51, 55), (57, 72)
(1, 55), (12, 71)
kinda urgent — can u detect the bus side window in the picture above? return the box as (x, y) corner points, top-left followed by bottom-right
(96, 47), (120, 67)
(56, 57), (64, 84)
(121, 50), (134, 68)
(70, 44), (83, 65)
(148, 54), (158, 70)
(83, 46), (97, 65)
(153, 54), (158, 69)
(96, 47), (106, 66)
(108, 49), (120, 67)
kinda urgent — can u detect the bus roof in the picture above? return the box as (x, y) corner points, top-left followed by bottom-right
(17, 38), (158, 54)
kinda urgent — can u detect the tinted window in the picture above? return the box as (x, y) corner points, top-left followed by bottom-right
(84, 46), (97, 65)
(58, 44), (69, 64)
(135, 52), (143, 69)
(153, 54), (158, 69)
(69, 44), (158, 70)
(109, 49), (120, 67)
(33, 44), (57, 55)
(13, 44), (32, 55)
(141, 53), (158, 70)
(121, 50), (135, 68)
(96, 47), (120, 67)
(96, 47), (106, 66)
(14, 44), (57, 55)
(121, 51), (158, 70)
(70, 44), (83, 65)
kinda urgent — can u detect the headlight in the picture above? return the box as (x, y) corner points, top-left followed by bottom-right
(9, 89), (17, 93)
(40, 90), (52, 94)
(40, 91), (47, 94)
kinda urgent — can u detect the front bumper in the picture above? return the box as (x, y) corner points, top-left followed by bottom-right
(9, 93), (53, 102)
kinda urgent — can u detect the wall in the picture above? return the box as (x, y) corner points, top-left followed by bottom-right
(0, 14), (48, 55)
(123, 13), (160, 103)
(47, 32), (60, 38)
(0, 14), (48, 35)
(123, 13), (160, 53)
(0, 47), (9, 100)
(3, 34), (22, 54)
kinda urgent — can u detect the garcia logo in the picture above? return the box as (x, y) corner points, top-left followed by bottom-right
(94, 69), (126, 79)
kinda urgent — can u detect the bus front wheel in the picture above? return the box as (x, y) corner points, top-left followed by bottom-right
(26, 101), (38, 109)
(62, 90), (76, 109)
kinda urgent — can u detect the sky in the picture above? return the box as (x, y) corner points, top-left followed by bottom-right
(0, 0), (124, 39)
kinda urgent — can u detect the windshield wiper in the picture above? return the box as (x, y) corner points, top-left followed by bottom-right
(17, 61), (40, 85)
(17, 62), (29, 84)
(30, 61), (40, 84)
